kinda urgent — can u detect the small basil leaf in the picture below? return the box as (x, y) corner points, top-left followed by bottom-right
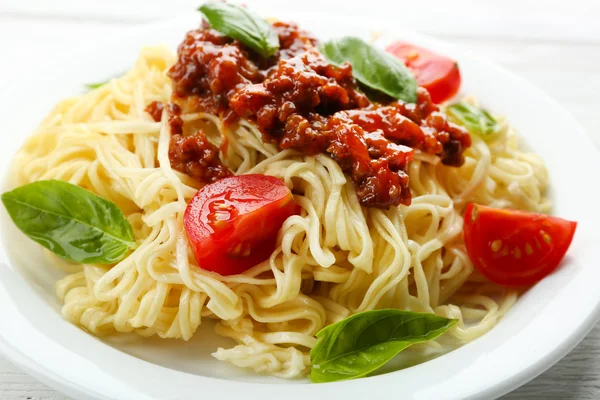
(199, 2), (279, 58)
(1, 180), (136, 264)
(320, 37), (418, 103)
(447, 101), (499, 136)
(85, 81), (108, 90)
(309, 309), (456, 383)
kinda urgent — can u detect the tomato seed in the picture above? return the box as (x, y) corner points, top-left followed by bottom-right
(470, 205), (478, 222)
(490, 240), (502, 252)
(540, 230), (552, 244)
(513, 247), (522, 259)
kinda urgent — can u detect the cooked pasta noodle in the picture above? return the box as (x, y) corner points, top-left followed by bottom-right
(12, 46), (549, 378)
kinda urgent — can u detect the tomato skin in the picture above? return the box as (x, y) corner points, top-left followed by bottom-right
(386, 42), (461, 104)
(463, 204), (577, 286)
(184, 174), (298, 276)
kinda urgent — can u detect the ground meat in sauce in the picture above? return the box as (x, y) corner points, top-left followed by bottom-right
(146, 101), (233, 182)
(169, 131), (233, 183)
(166, 22), (471, 208)
(146, 101), (164, 122)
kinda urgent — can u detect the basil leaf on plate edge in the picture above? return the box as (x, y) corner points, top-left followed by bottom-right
(309, 309), (456, 383)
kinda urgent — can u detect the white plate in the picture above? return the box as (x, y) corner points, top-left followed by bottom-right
(1, 7), (599, 400)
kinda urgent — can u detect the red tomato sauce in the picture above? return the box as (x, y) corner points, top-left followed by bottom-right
(164, 21), (471, 208)
(145, 100), (164, 123)
(146, 100), (233, 183)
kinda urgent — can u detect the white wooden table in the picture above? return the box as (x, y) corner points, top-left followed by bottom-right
(1, 0), (599, 398)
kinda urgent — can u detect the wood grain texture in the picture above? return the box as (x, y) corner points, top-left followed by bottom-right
(0, 357), (69, 400)
(505, 324), (600, 399)
(3, 0), (600, 42)
(0, 0), (599, 399)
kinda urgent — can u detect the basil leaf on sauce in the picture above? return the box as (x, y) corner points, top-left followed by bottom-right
(447, 101), (499, 136)
(1, 180), (136, 264)
(320, 37), (418, 103)
(309, 309), (456, 383)
(199, 2), (279, 58)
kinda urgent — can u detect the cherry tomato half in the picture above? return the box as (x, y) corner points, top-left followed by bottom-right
(184, 174), (298, 276)
(386, 41), (461, 104)
(463, 204), (577, 286)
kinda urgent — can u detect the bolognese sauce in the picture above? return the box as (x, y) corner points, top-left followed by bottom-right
(163, 21), (471, 208)
(146, 101), (233, 182)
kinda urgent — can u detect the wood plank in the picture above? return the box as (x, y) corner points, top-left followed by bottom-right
(506, 324), (600, 399)
(1, 0), (600, 42)
(0, 358), (69, 400)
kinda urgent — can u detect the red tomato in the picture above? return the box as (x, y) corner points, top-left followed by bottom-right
(184, 174), (298, 276)
(463, 204), (577, 286)
(386, 42), (461, 104)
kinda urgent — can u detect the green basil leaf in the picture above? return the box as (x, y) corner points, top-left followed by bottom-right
(320, 37), (418, 103)
(199, 2), (279, 58)
(309, 309), (456, 383)
(84, 81), (108, 90)
(447, 101), (499, 136)
(84, 71), (124, 90)
(1, 180), (136, 264)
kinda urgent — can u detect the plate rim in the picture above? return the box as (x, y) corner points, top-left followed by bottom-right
(1, 9), (599, 400)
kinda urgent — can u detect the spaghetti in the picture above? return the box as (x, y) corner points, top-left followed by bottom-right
(11, 43), (549, 378)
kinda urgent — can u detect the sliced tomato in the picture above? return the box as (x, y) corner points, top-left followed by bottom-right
(184, 174), (298, 276)
(386, 41), (461, 104)
(463, 204), (577, 286)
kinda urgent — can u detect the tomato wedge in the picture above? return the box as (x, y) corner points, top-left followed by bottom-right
(184, 174), (298, 276)
(386, 41), (461, 104)
(463, 204), (577, 286)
